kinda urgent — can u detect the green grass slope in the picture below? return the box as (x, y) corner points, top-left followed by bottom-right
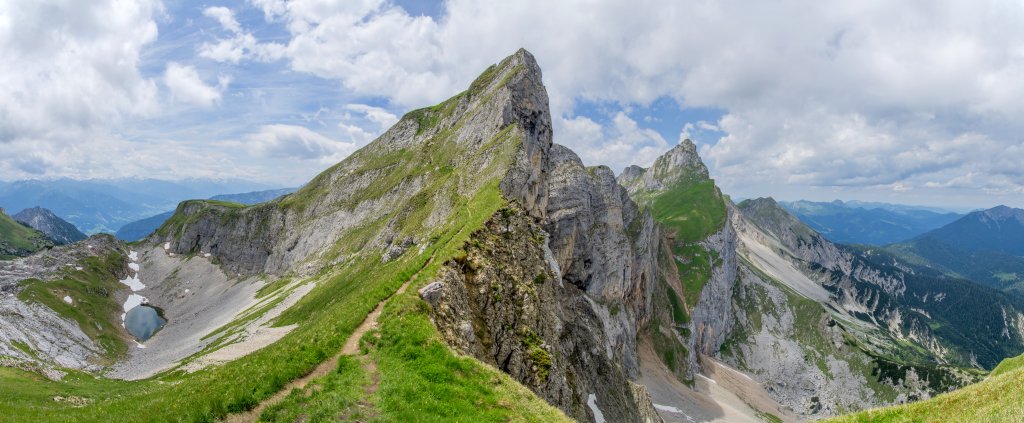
(0, 51), (569, 422)
(0, 209), (53, 259)
(829, 353), (1024, 422)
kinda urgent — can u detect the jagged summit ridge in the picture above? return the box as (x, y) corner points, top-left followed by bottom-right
(154, 49), (555, 277)
(618, 138), (709, 194)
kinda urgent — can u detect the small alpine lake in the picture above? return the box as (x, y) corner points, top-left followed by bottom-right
(125, 305), (166, 341)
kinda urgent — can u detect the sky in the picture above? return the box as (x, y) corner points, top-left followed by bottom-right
(1, 1), (1023, 209)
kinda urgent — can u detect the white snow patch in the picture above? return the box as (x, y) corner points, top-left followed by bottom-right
(134, 341), (147, 349)
(128, 250), (138, 261)
(163, 242), (171, 250)
(587, 394), (606, 423)
(653, 403), (684, 413)
(63, 296), (73, 304)
(654, 403), (695, 422)
(120, 273), (145, 291)
(203, 253), (211, 258)
(124, 294), (147, 311)
(128, 263), (140, 272)
(75, 266), (83, 271)
(184, 289), (190, 293)
(87, 244), (93, 249)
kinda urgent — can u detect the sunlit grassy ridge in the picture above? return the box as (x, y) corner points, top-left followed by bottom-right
(829, 353), (1024, 422)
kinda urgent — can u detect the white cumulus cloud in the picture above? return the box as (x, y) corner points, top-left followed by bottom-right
(246, 124), (357, 164)
(163, 63), (230, 108)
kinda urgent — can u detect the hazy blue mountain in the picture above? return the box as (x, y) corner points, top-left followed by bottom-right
(209, 188), (296, 204)
(780, 199), (962, 245)
(0, 178), (279, 234)
(918, 206), (1024, 256)
(12, 207), (87, 245)
(114, 211), (175, 242)
(888, 206), (1024, 294)
(114, 188), (297, 242)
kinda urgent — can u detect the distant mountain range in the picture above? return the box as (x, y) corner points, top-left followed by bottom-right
(114, 188), (296, 242)
(13, 207), (87, 245)
(208, 188), (296, 205)
(888, 205), (1024, 295)
(780, 199), (962, 245)
(0, 178), (280, 234)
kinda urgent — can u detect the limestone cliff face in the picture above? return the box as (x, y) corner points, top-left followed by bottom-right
(738, 197), (906, 297)
(686, 205), (738, 372)
(542, 144), (660, 378)
(422, 206), (657, 423)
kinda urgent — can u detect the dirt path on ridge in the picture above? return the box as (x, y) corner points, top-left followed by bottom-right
(222, 255), (435, 423)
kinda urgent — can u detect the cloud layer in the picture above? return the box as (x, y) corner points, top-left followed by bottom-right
(229, 0), (1024, 204)
(2, 0), (1023, 207)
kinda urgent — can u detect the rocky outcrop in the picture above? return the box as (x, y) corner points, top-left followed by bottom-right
(619, 139), (709, 196)
(425, 206), (652, 423)
(13, 207), (87, 245)
(0, 235), (129, 378)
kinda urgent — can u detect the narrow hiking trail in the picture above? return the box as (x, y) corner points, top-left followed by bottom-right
(223, 254), (436, 423)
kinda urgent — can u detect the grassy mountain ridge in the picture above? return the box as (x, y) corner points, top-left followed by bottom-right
(115, 188), (296, 242)
(0, 208), (53, 259)
(619, 139), (729, 382)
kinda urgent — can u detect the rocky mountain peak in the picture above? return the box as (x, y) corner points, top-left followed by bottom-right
(979, 205), (1024, 223)
(654, 138), (706, 176)
(618, 139), (710, 195)
(154, 48), (556, 276)
(914, 204), (1024, 256)
(13, 207), (87, 245)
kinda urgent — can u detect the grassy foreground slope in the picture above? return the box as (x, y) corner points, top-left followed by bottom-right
(829, 353), (1024, 422)
(0, 50), (569, 422)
